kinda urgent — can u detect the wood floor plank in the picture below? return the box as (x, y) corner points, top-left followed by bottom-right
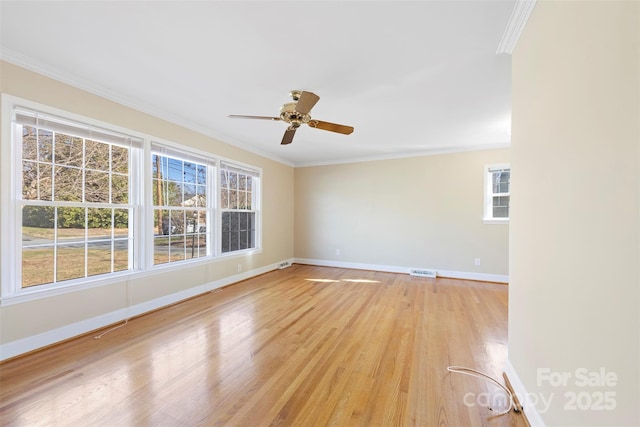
(0, 265), (528, 426)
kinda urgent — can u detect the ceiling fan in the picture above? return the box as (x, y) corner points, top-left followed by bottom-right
(229, 90), (354, 145)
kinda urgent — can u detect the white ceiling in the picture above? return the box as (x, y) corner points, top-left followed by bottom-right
(0, 1), (515, 167)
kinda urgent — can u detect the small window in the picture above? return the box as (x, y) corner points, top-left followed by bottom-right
(219, 162), (260, 254)
(484, 164), (510, 223)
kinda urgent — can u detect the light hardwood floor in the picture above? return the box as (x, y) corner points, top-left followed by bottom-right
(0, 265), (528, 426)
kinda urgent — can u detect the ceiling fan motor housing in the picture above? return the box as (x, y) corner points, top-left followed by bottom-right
(280, 102), (310, 128)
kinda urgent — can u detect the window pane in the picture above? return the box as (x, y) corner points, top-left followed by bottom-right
(221, 188), (229, 209)
(493, 196), (510, 218)
(239, 212), (248, 230)
(112, 174), (128, 204)
(154, 235), (170, 265)
(113, 241), (129, 272)
(38, 129), (53, 162)
(196, 185), (206, 207)
(88, 208), (112, 239)
(197, 165), (206, 185)
(87, 242), (112, 277)
(167, 182), (183, 206)
(229, 172), (238, 190)
(85, 139), (110, 171)
(152, 154), (162, 178)
(22, 161), (38, 200)
(157, 209), (171, 235)
(239, 230), (248, 250)
(57, 207), (85, 243)
(229, 231), (239, 252)
(56, 245), (85, 282)
(168, 158), (182, 182)
(184, 162), (196, 183)
(22, 125), (37, 160)
(23, 206), (55, 239)
(195, 210), (206, 232)
(54, 133), (83, 167)
(54, 166), (83, 201)
(493, 206), (509, 218)
(186, 232), (204, 259)
(492, 170), (510, 194)
(23, 162), (53, 201)
(219, 169), (228, 188)
(85, 170), (110, 203)
(184, 184), (197, 206)
(221, 232), (230, 253)
(114, 208), (129, 236)
(171, 210), (185, 234)
(249, 229), (255, 248)
(152, 178), (162, 205)
(229, 190), (238, 209)
(245, 189), (252, 210)
(39, 164), (53, 201)
(22, 246), (55, 287)
(238, 190), (246, 209)
(170, 235), (185, 262)
(221, 211), (256, 253)
(222, 211), (230, 232)
(230, 211), (239, 231)
(112, 145), (129, 174)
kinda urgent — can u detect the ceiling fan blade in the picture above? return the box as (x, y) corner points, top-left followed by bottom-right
(228, 115), (280, 121)
(294, 91), (320, 115)
(281, 128), (296, 145)
(308, 120), (354, 135)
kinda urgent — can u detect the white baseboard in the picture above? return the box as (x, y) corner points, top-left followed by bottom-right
(294, 258), (509, 284)
(505, 360), (546, 427)
(0, 308), (129, 362)
(0, 259), (293, 361)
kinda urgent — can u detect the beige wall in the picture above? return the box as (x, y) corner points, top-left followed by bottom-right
(510, 1), (639, 425)
(0, 62), (294, 348)
(294, 149), (510, 277)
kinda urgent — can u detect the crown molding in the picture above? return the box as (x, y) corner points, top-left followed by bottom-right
(294, 142), (511, 168)
(496, 0), (537, 54)
(0, 48), (295, 168)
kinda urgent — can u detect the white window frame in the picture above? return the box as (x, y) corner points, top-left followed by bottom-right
(149, 142), (216, 267)
(483, 163), (510, 224)
(1, 96), (145, 301)
(218, 160), (262, 256)
(0, 95), (263, 304)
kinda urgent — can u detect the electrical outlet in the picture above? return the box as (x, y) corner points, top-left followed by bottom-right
(336, 249), (341, 256)
(474, 258), (481, 266)
(237, 264), (242, 272)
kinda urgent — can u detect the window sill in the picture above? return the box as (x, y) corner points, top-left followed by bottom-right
(0, 271), (135, 306)
(483, 218), (509, 225)
(1, 248), (264, 306)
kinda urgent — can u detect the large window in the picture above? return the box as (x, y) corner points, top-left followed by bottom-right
(152, 149), (210, 265)
(219, 162), (259, 253)
(484, 164), (510, 223)
(15, 109), (139, 288)
(2, 98), (262, 300)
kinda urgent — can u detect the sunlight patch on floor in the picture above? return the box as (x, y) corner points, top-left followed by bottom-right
(341, 279), (380, 283)
(305, 278), (381, 284)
